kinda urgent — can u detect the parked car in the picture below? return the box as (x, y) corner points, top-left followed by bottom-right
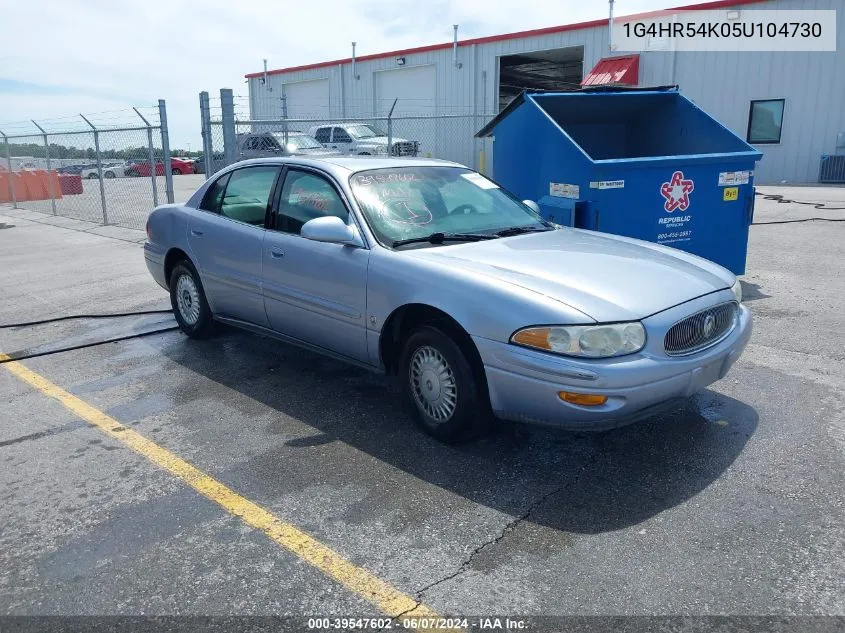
(308, 124), (419, 156)
(237, 131), (342, 160)
(144, 157), (751, 443)
(127, 157), (193, 177)
(80, 162), (127, 179)
(56, 164), (93, 175)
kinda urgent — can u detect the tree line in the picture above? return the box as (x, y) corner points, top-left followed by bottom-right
(1, 141), (201, 160)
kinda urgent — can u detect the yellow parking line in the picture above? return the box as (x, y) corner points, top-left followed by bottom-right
(1, 353), (438, 620)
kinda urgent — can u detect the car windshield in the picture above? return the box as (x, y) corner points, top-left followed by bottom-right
(346, 124), (385, 139)
(279, 133), (322, 150)
(349, 166), (550, 248)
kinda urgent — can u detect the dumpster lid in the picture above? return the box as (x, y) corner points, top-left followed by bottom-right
(581, 54), (639, 87)
(475, 85), (679, 138)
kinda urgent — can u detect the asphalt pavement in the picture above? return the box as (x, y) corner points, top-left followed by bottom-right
(0, 188), (843, 624)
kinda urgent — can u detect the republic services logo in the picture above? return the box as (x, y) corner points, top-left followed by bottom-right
(660, 170), (695, 213)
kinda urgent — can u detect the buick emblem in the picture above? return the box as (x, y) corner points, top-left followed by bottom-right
(703, 314), (716, 338)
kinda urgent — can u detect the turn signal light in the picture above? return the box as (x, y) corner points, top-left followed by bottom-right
(558, 392), (608, 406)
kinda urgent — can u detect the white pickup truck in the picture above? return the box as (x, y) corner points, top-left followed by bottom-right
(307, 123), (419, 157)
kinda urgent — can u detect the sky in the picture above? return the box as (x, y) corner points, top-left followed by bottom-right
(1, 0), (684, 149)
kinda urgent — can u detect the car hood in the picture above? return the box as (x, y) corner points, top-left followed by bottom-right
(403, 228), (733, 322)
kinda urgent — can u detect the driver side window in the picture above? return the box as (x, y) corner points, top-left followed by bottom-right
(333, 128), (352, 143)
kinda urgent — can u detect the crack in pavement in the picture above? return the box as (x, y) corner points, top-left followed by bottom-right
(385, 447), (600, 627)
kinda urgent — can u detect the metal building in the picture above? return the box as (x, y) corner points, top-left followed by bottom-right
(245, 0), (845, 184)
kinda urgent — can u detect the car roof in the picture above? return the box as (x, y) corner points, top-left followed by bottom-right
(223, 156), (465, 176)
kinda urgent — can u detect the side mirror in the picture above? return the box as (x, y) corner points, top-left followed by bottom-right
(522, 200), (541, 214)
(301, 216), (358, 245)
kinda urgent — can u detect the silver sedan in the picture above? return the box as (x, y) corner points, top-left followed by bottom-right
(144, 157), (751, 442)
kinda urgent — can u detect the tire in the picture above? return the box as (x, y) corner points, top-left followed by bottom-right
(358, 152), (371, 155)
(104, 171), (115, 179)
(399, 325), (490, 443)
(169, 261), (214, 339)
(87, 173), (98, 179)
(172, 168), (182, 175)
(127, 169), (139, 177)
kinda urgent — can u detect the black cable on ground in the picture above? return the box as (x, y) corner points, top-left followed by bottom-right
(0, 326), (179, 364)
(752, 191), (845, 225)
(755, 191), (845, 210)
(0, 309), (173, 329)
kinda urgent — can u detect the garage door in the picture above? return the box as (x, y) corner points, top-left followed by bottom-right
(374, 65), (436, 116)
(283, 79), (330, 119)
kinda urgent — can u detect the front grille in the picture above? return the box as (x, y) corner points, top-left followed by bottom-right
(664, 302), (738, 356)
(391, 141), (419, 156)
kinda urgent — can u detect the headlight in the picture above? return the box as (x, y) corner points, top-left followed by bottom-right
(511, 322), (646, 358)
(731, 279), (742, 303)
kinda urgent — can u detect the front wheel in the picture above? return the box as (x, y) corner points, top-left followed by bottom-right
(172, 168), (182, 175)
(399, 325), (489, 443)
(87, 173), (98, 179)
(169, 261), (214, 338)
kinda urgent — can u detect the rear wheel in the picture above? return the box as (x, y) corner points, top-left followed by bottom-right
(104, 171), (115, 178)
(172, 168), (182, 175)
(169, 261), (213, 338)
(399, 325), (489, 443)
(87, 173), (98, 179)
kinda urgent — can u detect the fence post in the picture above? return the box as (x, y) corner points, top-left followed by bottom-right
(280, 92), (288, 147)
(158, 100), (174, 204)
(387, 98), (398, 156)
(1, 132), (17, 209)
(220, 89), (237, 166)
(199, 92), (213, 179)
(80, 114), (109, 225)
(133, 107), (159, 208)
(31, 121), (57, 215)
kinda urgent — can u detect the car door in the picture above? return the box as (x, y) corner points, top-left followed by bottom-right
(262, 167), (371, 364)
(329, 127), (354, 154)
(187, 165), (281, 327)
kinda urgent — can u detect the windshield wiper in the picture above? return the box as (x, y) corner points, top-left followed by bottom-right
(495, 225), (552, 237)
(391, 232), (498, 248)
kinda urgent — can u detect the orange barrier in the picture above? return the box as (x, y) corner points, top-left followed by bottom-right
(0, 170), (64, 203)
(47, 170), (63, 199)
(0, 171), (11, 203)
(22, 170), (47, 200)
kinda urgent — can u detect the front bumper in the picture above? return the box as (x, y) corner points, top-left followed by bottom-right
(475, 295), (752, 431)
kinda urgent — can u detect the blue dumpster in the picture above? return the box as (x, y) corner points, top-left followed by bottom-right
(476, 88), (762, 274)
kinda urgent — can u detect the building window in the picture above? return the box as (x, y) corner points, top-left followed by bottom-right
(747, 99), (785, 144)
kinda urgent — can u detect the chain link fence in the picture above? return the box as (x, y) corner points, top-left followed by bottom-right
(199, 90), (496, 180)
(0, 101), (178, 229)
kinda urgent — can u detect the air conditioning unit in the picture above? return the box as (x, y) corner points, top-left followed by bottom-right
(819, 154), (845, 184)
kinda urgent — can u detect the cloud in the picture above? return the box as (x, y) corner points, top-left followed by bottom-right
(1, 0), (677, 147)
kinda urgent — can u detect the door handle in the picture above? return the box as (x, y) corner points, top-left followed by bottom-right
(190, 229), (203, 237)
(269, 248), (284, 258)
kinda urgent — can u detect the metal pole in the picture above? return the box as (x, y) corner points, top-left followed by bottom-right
(387, 98), (397, 156)
(281, 92), (288, 147)
(31, 121), (57, 215)
(199, 92), (213, 179)
(2, 132), (18, 208)
(80, 114), (108, 225)
(158, 99), (174, 204)
(608, 0), (615, 53)
(220, 89), (237, 167)
(134, 107), (158, 207)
